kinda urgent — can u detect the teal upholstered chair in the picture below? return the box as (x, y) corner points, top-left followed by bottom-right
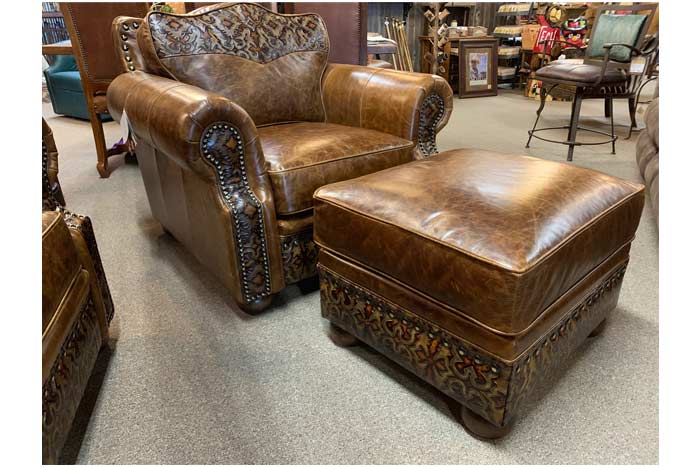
(525, 3), (657, 161)
(43, 41), (112, 122)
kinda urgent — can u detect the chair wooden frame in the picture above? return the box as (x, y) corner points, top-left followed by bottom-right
(60, 3), (149, 178)
(525, 3), (658, 161)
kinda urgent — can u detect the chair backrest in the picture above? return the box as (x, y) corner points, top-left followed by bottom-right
(137, 2), (329, 126)
(61, 2), (151, 96)
(585, 3), (657, 64)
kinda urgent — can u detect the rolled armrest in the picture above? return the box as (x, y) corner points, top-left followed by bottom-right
(107, 71), (267, 177)
(321, 64), (453, 157)
(107, 71), (284, 306)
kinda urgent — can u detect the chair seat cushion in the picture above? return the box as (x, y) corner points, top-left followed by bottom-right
(314, 148), (645, 334)
(535, 62), (627, 84)
(259, 122), (414, 215)
(45, 71), (84, 92)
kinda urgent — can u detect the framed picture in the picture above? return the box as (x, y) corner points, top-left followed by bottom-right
(458, 38), (498, 98)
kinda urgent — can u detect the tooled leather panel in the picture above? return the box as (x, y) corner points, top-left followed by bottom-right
(142, 3), (328, 125)
(317, 245), (630, 362)
(280, 229), (318, 285)
(260, 122), (414, 214)
(320, 267), (511, 426)
(42, 296), (102, 464)
(146, 3), (327, 61)
(503, 262), (627, 424)
(313, 149), (644, 333)
(319, 261), (626, 427)
(201, 123), (272, 304)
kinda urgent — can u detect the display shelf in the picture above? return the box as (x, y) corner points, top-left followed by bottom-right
(493, 32), (521, 38)
(496, 11), (530, 17)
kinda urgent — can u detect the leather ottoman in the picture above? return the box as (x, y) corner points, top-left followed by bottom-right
(313, 148), (644, 438)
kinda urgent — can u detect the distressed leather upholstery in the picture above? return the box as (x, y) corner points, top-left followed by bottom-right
(315, 149), (645, 333)
(42, 121), (114, 464)
(107, 2), (452, 311)
(315, 148), (645, 432)
(636, 98), (658, 223)
(260, 123), (414, 214)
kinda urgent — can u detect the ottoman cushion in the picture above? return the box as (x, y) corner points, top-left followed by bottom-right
(314, 149), (645, 334)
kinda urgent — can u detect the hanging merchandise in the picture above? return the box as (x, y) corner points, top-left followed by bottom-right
(422, 3), (450, 75)
(533, 14), (561, 55)
(561, 15), (588, 48)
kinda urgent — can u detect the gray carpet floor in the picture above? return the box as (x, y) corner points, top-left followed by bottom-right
(43, 88), (658, 465)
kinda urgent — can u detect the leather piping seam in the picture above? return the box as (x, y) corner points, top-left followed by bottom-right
(41, 213), (63, 240)
(42, 271), (88, 341)
(266, 143), (414, 174)
(359, 68), (383, 128)
(278, 228), (313, 239)
(317, 241), (630, 339)
(156, 49), (329, 64)
(314, 188), (643, 273)
(275, 206), (314, 216)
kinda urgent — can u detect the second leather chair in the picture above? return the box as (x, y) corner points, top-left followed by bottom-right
(107, 2), (453, 313)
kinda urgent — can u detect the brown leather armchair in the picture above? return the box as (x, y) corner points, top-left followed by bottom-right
(106, 3), (453, 312)
(42, 119), (114, 463)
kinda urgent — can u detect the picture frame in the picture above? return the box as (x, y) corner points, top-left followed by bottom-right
(458, 37), (498, 98)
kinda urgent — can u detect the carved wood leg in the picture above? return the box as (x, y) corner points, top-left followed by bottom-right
(328, 323), (360, 347)
(587, 318), (607, 338)
(89, 111), (111, 178)
(460, 405), (513, 440)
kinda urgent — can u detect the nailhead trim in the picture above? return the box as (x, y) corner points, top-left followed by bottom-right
(201, 123), (272, 303)
(42, 141), (59, 210)
(119, 20), (138, 72)
(418, 94), (446, 157)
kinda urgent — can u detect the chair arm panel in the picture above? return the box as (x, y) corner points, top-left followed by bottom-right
(321, 64), (453, 158)
(107, 71), (284, 306)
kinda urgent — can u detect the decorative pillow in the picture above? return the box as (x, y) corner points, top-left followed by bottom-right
(139, 3), (329, 126)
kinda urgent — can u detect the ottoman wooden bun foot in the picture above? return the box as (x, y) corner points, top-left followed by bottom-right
(329, 323), (360, 347)
(460, 405), (513, 440)
(587, 318), (608, 338)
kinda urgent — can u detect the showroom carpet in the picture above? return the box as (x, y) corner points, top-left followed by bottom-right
(44, 89), (658, 464)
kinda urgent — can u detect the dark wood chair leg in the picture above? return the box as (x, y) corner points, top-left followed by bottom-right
(89, 111), (111, 178)
(604, 97), (612, 118)
(460, 405), (513, 440)
(566, 93), (583, 162)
